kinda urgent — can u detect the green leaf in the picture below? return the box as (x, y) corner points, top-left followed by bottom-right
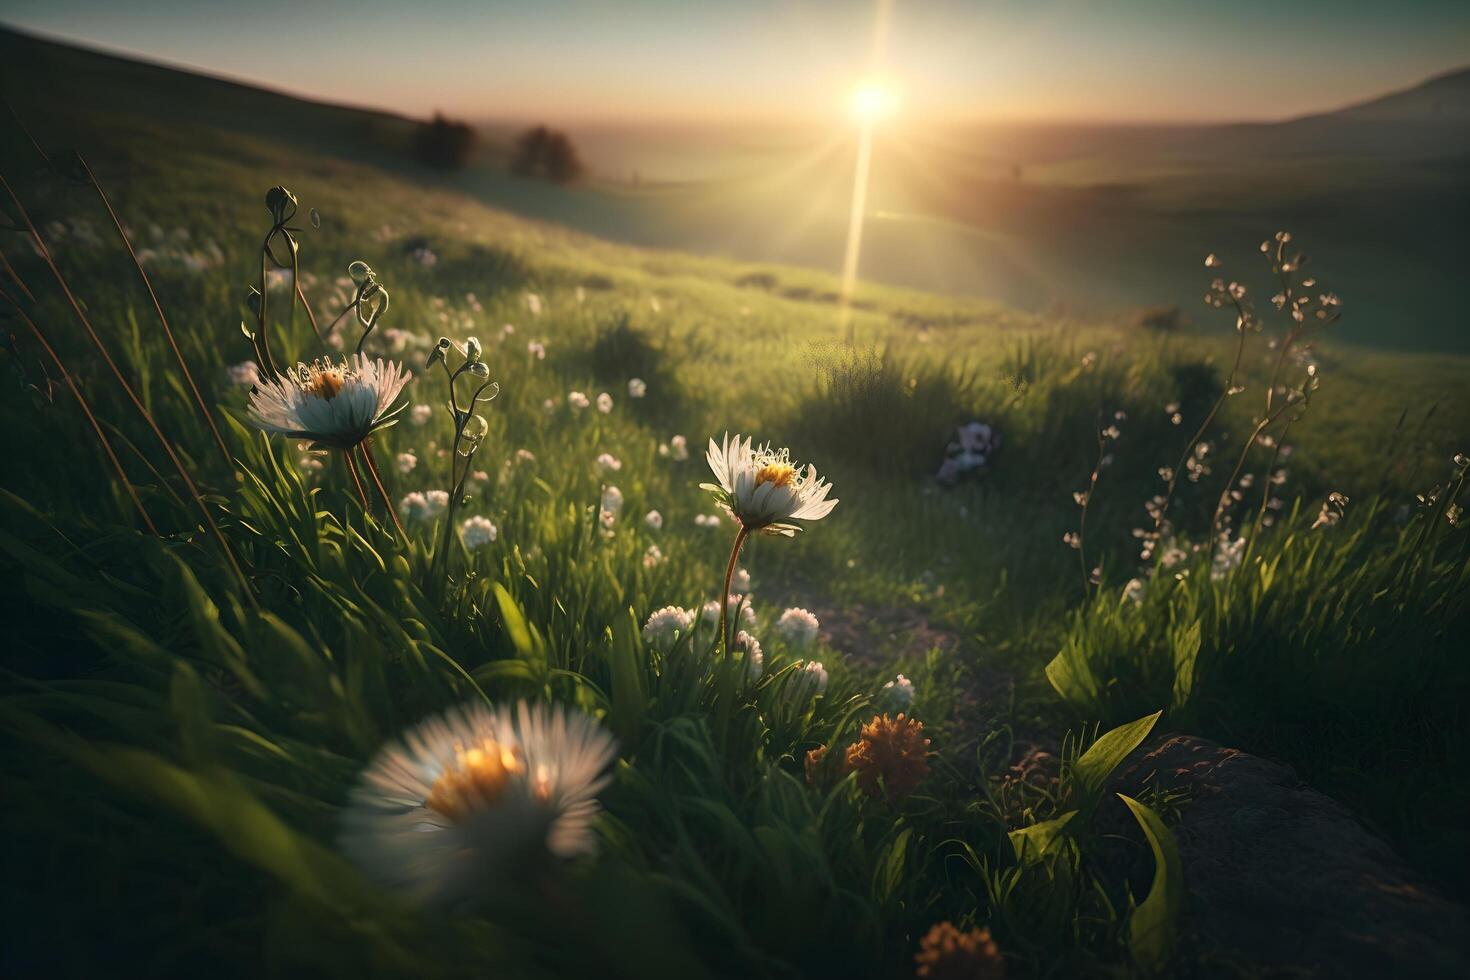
(1119, 794), (1184, 975)
(491, 582), (540, 660)
(1170, 620), (1202, 713)
(1070, 710), (1161, 816)
(606, 607), (647, 743)
(1007, 810), (1077, 864)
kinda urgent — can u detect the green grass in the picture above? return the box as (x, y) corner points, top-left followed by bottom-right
(2, 28), (1469, 980)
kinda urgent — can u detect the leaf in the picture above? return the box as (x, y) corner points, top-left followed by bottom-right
(491, 582), (539, 660)
(606, 607), (646, 743)
(1007, 810), (1077, 864)
(873, 826), (912, 903)
(1070, 710), (1161, 816)
(1170, 620), (1202, 713)
(1119, 794), (1183, 975)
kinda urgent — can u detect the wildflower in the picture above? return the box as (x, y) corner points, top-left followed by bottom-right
(881, 674), (915, 709)
(694, 513), (721, 529)
(400, 490), (449, 524)
(734, 630), (763, 681)
(596, 453), (622, 474)
(1123, 578), (1148, 605)
(777, 607), (820, 647)
(247, 354), (411, 450)
(798, 661), (829, 697)
(914, 922), (1006, 980)
(227, 361), (260, 386)
(1312, 491), (1349, 530)
(645, 510), (663, 530)
(642, 605), (693, 651)
(804, 744), (830, 786)
(698, 596), (756, 641)
(396, 452), (417, 474)
(341, 701), (616, 906)
(298, 454), (324, 474)
(596, 392), (613, 414)
(568, 391), (589, 413)
(514, 449), (536, 464)
(628, 378), (647, 398)
(410, 403), (433, 426)
(460, 515), (497, 549)
(600, 486), (624, 524)
(669, 435), (689, 461)
(1211, 534), (1246, 581)
(527, 341), (546, 360)
(731, 567), (751, 592)
(642, 544), (664, 568)
(525, 292), (542, 316)
(702, 433), (838, 537)
(846, 713), (930, 802)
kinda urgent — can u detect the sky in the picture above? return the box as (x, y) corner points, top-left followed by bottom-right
(1, 0), (1467, 124)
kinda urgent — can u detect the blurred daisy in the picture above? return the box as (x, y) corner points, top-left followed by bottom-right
(227, 361), (260, 386)
(248, 354), (411, 450)
(341, 701), (616, 905)
(642, 605), (693, 651)
(777, 607), (820, 647)
(703, 433), (837, 536)
(644, 509), (663, 530)
(597, 392), (613, 414)
(628, 378), (647, 398)
(460, 515), (498, 549)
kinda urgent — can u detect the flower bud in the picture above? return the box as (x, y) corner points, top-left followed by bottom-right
(465, 336), (482, 361)
(348, 260), (374, 285)
(469, 361), (490, 378)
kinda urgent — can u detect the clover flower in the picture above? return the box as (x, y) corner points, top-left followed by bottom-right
(642, 605), (693, 651)
(914, 922), (1006, 980)
(734, 630), (763, 681)
(596, 453), (622, 474)
(881, 674), (915, 709)
(596, 392), (613, 414)
(645, 509), (663, 530)
(247, 353), (410, 450)
(845, 713), (930, 802)
(669, 435), (689, 461)
(410, 403), (433, 426)
(798, 661), (829, 697)
(776, 607), (820, 647)
(703, 433), (837, 536)
(460, 515), (498, 549)
(642, 544), (664, 568)
(396, 452), (417, 474)
(568, 391), (589, 412)
(628, 378), (647, 398)
(227, 361), (260, 386)
(399, 490), (449, 524)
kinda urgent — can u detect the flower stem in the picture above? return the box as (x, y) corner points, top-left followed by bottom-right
(718, 526), (749, 657)
(343, 449), (371, 510)
(360, 441), (406, 540)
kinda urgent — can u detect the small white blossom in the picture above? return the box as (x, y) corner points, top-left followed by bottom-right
(396, 452), (417, 474)
(776, 607), (820, 647)
(628, 378), (647, 398)
(881, 674), (914, 709)
(460, 515), (498, 549)
(596, 392), (613, 414)
(644, 510), (663, 531)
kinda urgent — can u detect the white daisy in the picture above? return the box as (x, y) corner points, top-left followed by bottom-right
(776, 607), (820, 647)
(703, 433), (837, 536)
(248, 354), (410, 450)
(341, 700), (616, 905)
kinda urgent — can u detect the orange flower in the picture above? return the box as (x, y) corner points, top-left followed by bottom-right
(914, 922), (1006, 980)
(845, 713), (930, 802)
(804, 744), (830, 787)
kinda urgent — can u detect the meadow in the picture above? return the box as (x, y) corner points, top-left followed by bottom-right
(2, 27), (1469, 980)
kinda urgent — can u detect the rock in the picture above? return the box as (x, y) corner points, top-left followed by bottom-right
(1109, 735), (1470, 979)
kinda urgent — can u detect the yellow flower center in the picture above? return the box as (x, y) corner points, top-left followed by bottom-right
(755, 463), (796, 488)
(303, 366), (347, 400)
(425, 740), (524, 822)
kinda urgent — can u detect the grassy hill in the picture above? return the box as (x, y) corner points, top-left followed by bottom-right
(1, 25), (1468, 979)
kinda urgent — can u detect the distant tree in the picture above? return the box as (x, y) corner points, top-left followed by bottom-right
(414, 113), (477, 170)
(511, 125), (584, 184)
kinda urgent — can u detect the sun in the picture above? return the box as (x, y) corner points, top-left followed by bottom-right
(850, 81), (896, 123)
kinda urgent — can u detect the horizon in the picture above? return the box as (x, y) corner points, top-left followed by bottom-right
(2, 1), (1468, 127)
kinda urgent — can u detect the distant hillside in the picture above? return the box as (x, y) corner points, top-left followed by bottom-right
(1305, 65), (1470, 125)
